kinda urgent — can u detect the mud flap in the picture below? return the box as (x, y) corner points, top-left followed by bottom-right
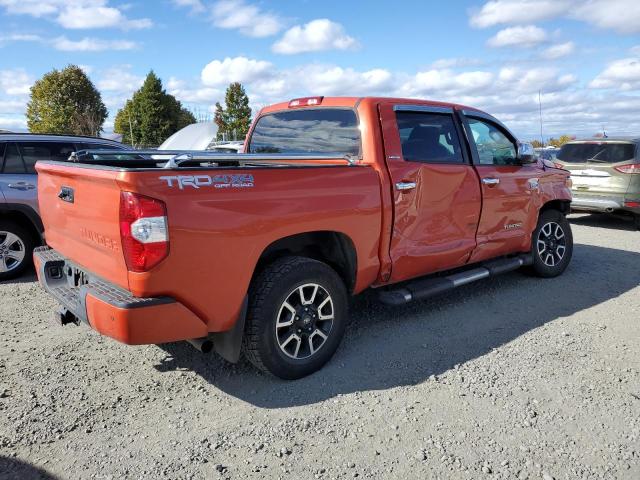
(211, 296), (248, 363)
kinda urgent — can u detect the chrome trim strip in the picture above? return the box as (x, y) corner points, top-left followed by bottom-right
(393, 105), (454, 114)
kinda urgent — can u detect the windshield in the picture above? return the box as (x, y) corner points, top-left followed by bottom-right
(558, 142), (636, 163)
(248, 108), (360, 156)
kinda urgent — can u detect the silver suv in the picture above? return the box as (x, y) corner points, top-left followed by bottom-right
(0, 134), (126, 280)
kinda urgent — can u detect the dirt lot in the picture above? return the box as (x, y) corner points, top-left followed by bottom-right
(1, 213), (639, 480)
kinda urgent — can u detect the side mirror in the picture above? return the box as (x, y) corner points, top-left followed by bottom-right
(517, 142), (536, 164)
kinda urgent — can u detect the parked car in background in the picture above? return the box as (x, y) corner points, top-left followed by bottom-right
(555, 138), (640, 229)
(534, 147), (560, 162)
(208, 141), (244, 153)
(0, 134), (127, 280)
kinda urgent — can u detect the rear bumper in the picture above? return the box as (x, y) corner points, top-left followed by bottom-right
(33, 247), (207, 345)
(571, 194), (640, 214)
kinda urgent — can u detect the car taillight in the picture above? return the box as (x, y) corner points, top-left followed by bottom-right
(615, 164), (640, 174)
(625, 201), (640, 208)
(119, 192), (169, 272)
(288, 96), (324, 108)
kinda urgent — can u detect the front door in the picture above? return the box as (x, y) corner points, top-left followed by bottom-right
(379, 103), (482, 283)
(462, 114), (540, 263)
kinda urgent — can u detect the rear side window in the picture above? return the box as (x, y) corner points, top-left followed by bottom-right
(2, 143), (26, 173)
(558, 143), (636, 163)
(79, 142), (124, 151)
(248, 108), (360, 155)
(19, 142), (76, 173)
(396, 112), (464, 164)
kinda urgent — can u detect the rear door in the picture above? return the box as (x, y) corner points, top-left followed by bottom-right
(380, 103), (482, 282)
(0, 141), (76, 214)
(461, 112), (540, 262)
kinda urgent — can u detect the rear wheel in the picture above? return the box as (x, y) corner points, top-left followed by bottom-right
(530, 210), (573, 278)
(0, 220), (34, 281)
(243, 256), (348, 380)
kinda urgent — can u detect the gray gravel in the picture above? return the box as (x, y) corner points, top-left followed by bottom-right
(1, 213), (639, 480)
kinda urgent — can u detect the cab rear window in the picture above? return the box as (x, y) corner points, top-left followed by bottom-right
(248, 108), (360, 156)
(558, 143), (636, 163)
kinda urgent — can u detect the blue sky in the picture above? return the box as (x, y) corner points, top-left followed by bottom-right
(1, 0), (639, 140)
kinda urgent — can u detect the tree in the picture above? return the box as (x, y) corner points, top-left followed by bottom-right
(114, 71), (196, 147)
(215, 82), (252, 141)
(548, 135), (575, 147)
(26, 65), (107, 136)
(530, 140), (544, 148)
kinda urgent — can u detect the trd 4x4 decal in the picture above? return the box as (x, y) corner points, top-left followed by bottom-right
(159, 174), (254, 190)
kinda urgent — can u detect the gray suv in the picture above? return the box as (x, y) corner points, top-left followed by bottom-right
(0, 134), (126, 280)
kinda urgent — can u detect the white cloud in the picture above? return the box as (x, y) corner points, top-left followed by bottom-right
(471, 0), (640, 35)
(272, 19), (358, 55)
(572, 0), (640, 34)
(172, 0), (205, 13)
(52, 36), (137, 51)
(201, 56), (273, 86)
(631, 46), (640, 56)
(541, 41), (575, 59)
(0, 116), (27, 131)
(487, 25), (547, 48)
(97, 66), (143, 94)
(212, 0), (282, 37)
(0, 69), (33, 96)
(590, 57), (640, 90)
(0, 0), (152, 30)
(0, 33), (41, 46)
(470, 0), (571, 28)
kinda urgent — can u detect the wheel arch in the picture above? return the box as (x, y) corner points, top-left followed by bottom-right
(0, 204), (43, 245)
(255, 231), (357, 294)
(539, 199), (571, 216)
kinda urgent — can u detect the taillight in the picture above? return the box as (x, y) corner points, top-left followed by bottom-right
(119, 192), (169, 272)
(615, 164), (640, 174)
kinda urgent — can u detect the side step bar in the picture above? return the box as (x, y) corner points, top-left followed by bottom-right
(378, 254), (533, 306)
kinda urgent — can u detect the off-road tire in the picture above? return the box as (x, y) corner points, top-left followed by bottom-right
(243, 256), (348, 380)
(530, 209), (573, 278)
(0, 220), (35, 282)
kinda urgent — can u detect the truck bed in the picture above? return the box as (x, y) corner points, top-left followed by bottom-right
(36, 156), (383, 332)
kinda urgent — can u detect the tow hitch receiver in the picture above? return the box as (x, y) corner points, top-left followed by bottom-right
(56, 308), (80, 327)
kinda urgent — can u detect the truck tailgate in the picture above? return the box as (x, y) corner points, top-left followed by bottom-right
(36, 162), (129, 289)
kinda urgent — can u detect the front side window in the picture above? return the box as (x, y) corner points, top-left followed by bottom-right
(19, 142), (76, 173)
(248, 108), (360, 156)
(2, 143), (26, 174)
(467, 118), (518, 166)
(396, 111), (464, 164)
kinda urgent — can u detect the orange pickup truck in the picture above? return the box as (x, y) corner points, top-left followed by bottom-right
(34, 96), (573, 379)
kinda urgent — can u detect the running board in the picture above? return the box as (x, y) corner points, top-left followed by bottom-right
(378, 254), (533, 306)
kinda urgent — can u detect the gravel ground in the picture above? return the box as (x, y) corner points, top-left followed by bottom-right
(1, 213), (639, 480)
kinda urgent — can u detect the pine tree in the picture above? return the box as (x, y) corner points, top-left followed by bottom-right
(215, 83), (252, 141)
(114, 71), (196, 147)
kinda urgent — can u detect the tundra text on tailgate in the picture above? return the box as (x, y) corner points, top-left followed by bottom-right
(34, 97), (573, 379)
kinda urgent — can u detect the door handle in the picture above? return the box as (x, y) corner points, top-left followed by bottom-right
(482, 178), (500, 186)
(8, 182), (36, 191)
(395, 181), (417, 192)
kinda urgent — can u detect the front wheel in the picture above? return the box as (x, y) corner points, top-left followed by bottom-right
(243, 256), (348, 379)
(0, 221), (34, 281)
(530, 209), (573, 278)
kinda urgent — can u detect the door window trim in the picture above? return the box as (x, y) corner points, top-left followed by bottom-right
(393, 106), (471, 165)
(460, 112), (520, 167)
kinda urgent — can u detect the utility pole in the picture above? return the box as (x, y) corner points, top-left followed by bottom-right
(538, 90), (544, 147)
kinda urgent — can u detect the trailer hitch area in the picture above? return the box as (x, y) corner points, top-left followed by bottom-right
(55, 308), (80, 327)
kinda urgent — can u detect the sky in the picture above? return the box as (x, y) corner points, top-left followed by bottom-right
(1, 0), (640, 141)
